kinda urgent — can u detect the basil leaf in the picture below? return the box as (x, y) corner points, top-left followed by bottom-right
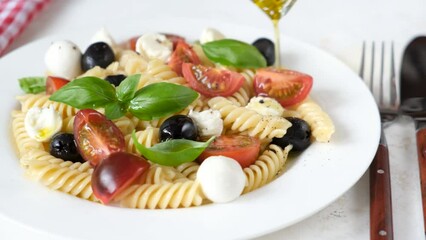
(104, 101), (126, 120)
(18, 77), (46, 94)
(132, 132), (214, 166)
(129, 82), (198, 120)
(202, 39), (267, 68)
(116, 74), (140, 102)
(50, 77), (117, 109)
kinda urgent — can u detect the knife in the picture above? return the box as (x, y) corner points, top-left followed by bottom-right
(400, 36), (426, 234)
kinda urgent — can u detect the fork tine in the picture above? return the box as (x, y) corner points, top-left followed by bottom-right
(370, 42), (376, 92)
(390, 41), (397, 108)
(379, 41), (385, 105)
(360, 41), (366, 78)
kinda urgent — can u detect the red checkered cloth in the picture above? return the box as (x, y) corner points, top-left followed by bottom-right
(0, 0), (50, 56)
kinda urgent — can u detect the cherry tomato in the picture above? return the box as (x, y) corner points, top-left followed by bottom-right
(92, 152), (150, 204)
(46, 76), (70, 95)
(182, 63), (245, 97)
(128, 33), (185, 51)
(197, 135), (260, 168)
(254, 68), (313, 107)
(168, 41), (201, 76)
(73, 109), (125, 167)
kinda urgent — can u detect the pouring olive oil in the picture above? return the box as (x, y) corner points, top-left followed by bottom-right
(252, 0), (297, 67)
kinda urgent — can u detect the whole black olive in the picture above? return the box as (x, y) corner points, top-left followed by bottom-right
(272, 117), (311, 151)
(252, 38), (275, 66)
(50, 133), (84, 162)
(105, 74), (127, 87)
(81, 42), (115, 71)
(159, 115), (198, 142)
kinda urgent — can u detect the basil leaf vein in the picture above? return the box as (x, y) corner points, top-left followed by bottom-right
(116, 74), (141, 102)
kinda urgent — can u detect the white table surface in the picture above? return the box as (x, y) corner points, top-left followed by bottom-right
(1, 0), (425, 239)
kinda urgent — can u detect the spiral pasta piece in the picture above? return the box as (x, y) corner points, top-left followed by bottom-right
(11, 111), (44, 157)
(62, 116), (74, 133)
(118, 50), (148, 75)
(112, 116), (135, 135)
(292, 98), (335, 142)
(175, 162), (200, 180)
(240, 68), (255, 97)
(145, 164), (187, 184)
(22, 149), (97, 201)
(118, 181), (205, 209)
(17, 94), (79, 118)
(137, 59), (186, 89)
(124, 127), (159, 154)
(225, 87), (250, 107)
(208, 97), (291, 139)
(243, 144), (292, 194)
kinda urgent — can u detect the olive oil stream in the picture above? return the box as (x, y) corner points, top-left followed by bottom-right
(252, 0), (297, 67)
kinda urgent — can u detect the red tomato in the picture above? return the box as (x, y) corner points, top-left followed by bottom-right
(254, 68), (313, 107)
(73, 109), (125, 167)
(46, 76), (70, 95)
(168, 41), (201, 76)
(197, 135), (260, 168)
(128, 36), (139, 51)
(92, 152), (150, 204)
(182, 63), (245, 97)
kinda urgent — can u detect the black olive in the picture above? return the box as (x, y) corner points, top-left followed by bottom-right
(81, 42), (115, 71)
(159, 115), (198, 142)
(272, 117), (311, 151)
(252, 38), (275, 66)
(105, 74), (127, 87)
(50, 133), (84, 162)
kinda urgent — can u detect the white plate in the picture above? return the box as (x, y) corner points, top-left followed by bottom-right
(0, 19), (380, 240)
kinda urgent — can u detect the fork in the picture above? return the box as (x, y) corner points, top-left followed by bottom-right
(359, 41), (397, 240)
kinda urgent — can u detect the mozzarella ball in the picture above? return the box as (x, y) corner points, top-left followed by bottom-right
(44, 40), (82, 79)
(135, 33), (173, 62)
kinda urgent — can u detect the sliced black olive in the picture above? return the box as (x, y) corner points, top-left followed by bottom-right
(159, 115), (198, 142)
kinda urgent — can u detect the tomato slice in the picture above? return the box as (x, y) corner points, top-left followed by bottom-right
(73, 109), (125, 167)
(128, 36), (139, 51)
(46, 76), (70, 95)
(254, 68), (313, 107)
(168, 41), (200, 76)
(92, 152), (150, 204)
(197, 135), (260, 168)
(182, 63), (245, 97)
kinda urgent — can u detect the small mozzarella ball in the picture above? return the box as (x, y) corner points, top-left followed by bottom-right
(246, 96), (284, 116)
(200, 28), (225, 44)
(44, 40), (82, 79)
(135, 33), (173, 62)
(197, 156), (246, 203)
(24, 105), (63, 142)
(188, 109), (223, 137)
(90, 27), (116, 48)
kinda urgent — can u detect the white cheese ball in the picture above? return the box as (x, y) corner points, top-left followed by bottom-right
(24, 105), (63, 142)
(200, 27), (225, 44)
(135, 33), (173, 62)
(188, 109), (223, 137)
(197, 156), (246, 203)
(90, 27), (116, 48)
(246, 96), (284, 116)
(44, 40), (82, 80)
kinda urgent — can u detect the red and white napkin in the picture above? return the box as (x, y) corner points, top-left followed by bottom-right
(0, 0), (50, 56)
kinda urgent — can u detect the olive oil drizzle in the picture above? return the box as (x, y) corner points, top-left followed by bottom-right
(252, 0), (297, 67)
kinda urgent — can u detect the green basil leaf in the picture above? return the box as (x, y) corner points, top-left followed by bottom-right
(49, 76), (117, 109)
(116, 74), (141, 102)
(104, 101), (126, 120)
(129, 82), (198, 120)
(18, 77), (46, 94)
(132, 132), (214, 166)
(202, 39), (267, 68)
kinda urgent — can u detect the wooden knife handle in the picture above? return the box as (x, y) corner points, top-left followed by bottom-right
(370, 143), (394, 240)
(416, 128), (426, 233)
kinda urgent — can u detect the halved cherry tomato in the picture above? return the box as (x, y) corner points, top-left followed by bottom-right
(182, 63), (245, 97)
(254, 68), (313, 107)
(73, 109), (125, 167)
(197, 135), (260, 168)
(168, 41), (200, 76)
(92, 152), (150, 204)
(128, 33), (185, 51)
(46, 76), (70, 95)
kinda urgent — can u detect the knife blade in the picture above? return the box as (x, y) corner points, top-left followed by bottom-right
(400, 36), (426, 234)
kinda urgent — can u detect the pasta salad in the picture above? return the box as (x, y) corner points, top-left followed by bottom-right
(12, 28), (335, 209)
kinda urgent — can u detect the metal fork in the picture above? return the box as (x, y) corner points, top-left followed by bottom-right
(359, 41), (397, 240)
